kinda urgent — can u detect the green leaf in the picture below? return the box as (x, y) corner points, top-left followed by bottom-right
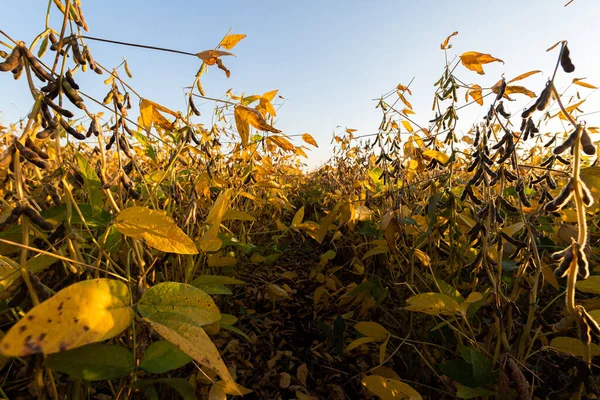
(75, 153), (103, 215)
(134, 378), (197, 400)
(42, 204), (111, 228)
(439, 359), (478, 387)
(459, 346), (494, 386)
(139, 340), (192, 373)
(44, 343), (134, 381)
(115, 206), (198, 254)
(138, 282), (220, 327)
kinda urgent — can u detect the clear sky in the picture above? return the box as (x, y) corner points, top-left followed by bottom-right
(1, 0), (600, 167)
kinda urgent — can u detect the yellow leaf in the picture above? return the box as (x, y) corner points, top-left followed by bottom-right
(302, 133), (318, 148)
(0, 279), (132, 356)
(576, 276), (600, 294)
(234, 108), (250, 146)
(291, 206), (305, 228)
(144, 312), (248, 395)
(580, 167), (600, 212)
(422, 150), (449, 165)
(379, 337), (388, 364)
(139, 99), (178, 133)
(222, 209), (254, 222)
(508, 70), (542, 83)
(345, 337), (378, 352)
(413, 249), (430, 266)
(140, 99), (154, 133)
(401, 120), (413, 133)
(573, 78), (598, 89)
(361, 375), (422, 400)
(199, 224), (223, 253)
(262, 89), (279, 102)
(115, 207), (198, 255)
(355, 322), (389, 341)
(459, 292), (483, 315)
(504, 85), (536, 98)
(460, 51), (504, 75)
(440, 31), (458, 50)
(405, 293), (460, 316)
(220, 34), (246, 50)
(209, 383), (227, 400)
(316, 208), (341, 244)
(397, 91), (412, 109)
(466, 84), (483, 105)
(502, 222), (525, 237)
(550, 337), (600, 357)
(234, 105), (281, 133)
(268, 136), (295, 152)
(207, 254), (238, 268)
(206, 189), (232, 225)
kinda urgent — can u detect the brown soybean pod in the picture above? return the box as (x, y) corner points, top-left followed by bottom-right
(25, 137), (49, 159)
(535, 84), (552, 111)
(20, 45), (53, 82)
(43, 96), (74, 118)
(560, 44), (575, 73)
(24, 206), (54, 230)
(61, 78), (86, 110)
(580, 129), (596, 155)
(0, 46), (21, 72)
(59, 118), (86, 140)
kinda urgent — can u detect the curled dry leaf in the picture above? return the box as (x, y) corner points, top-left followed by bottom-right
(440, 31), (458, 50)
(195, 49), (234, 65)
(466, 84), (483, 105)
(460, 51), (504, 75)
(234, 105), (281, 138)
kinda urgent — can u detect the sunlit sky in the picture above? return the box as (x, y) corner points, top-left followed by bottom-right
(2, 0), (600, 167)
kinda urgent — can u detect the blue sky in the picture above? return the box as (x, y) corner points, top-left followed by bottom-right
(1, 0), (600, 167)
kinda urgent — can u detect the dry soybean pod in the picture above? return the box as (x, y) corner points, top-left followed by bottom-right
(0, 46), (22, 72)
(24, 206), (54, 230)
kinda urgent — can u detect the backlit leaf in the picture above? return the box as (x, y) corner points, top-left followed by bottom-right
(355, 321), (389, 341)
(460, 52), (503, 75)
(138, 282), (220, 327)
(576, 275), (600, 294)
(423, 150), (449, 165)
(550, 336), (600, 357)
(508, 70), (542, 83)
(0, 279), (132, 356)
(405, 293), (460, 316)
(440, 31), (458, 50)
(466, 84), (483, 105)
(573, 78), (598, 89)
(144, 312), (249, 395)
(361, 375), (422, 400)
(302, 133), (318, 147)
(115, 207), (198, 254)
(220, 34), (246, 50)
(234, 105), (281, 133)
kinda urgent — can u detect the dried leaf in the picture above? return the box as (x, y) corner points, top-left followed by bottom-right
(220, 34), (246, 50)
(460, 52), (504, 75)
